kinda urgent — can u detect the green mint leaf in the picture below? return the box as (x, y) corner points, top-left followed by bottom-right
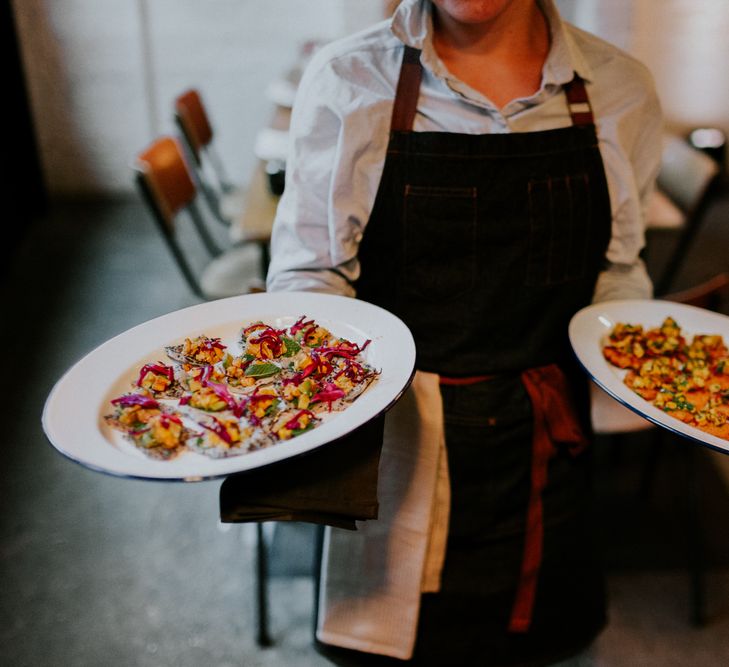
(244, 362), (281, 378)
(282, 336), (301, 357)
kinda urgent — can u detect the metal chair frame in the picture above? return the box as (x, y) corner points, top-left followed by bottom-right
(135, 171), (221, 300)
(598, 273), (729, 627)
(174, 88), (271, 279)
(134, 136), (265, 297)
(174, 88), (238, 226)
(652, 137), (724, 296)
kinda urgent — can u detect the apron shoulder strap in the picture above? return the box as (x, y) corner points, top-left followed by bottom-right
(390, 46), (423, 133)
(563, 74), (595, 126)
(392, 53), (595, 130)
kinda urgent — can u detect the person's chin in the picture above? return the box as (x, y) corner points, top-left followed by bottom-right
(432, 0), (517, 25)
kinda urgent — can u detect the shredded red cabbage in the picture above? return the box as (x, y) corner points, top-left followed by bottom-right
(289, 316), (314, 336)
(311, 383), (346, 411)
(247, 391), (277, 404)
(243, 322), (270, 336)
(300, 323), (319, 341)
(205, 380), (244, 417)
(159, 414), (182, 428)
(284, 409), (315, 431)
(247, 326), (285, 357)
(200, 417), (237, 445)
(317, 340), (369, 360)
(136, 362), (174, 387)
(111, 394), (159, 409)
(334, 359), (371, 383)
(300, 351), (333, 379)
(192, 337), (226, 353)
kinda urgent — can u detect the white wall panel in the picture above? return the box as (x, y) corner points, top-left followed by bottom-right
(558, 0), (729, 148)
(630, 0), (729, 138)
(26, 1), (728, 195)
(13, 0), (148, 195)
(143, 0), (348, 191)
(13, 0), (386, 196)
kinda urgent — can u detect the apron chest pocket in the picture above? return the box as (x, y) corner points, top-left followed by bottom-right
(525, 174), (591, 287)
(403, 185), (478, 300)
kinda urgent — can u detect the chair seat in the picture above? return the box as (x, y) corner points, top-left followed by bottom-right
(220, 186), (247, 221)
(229, 164), (279, 245)
(200, 243), (265, 299)
(590, 381), (654, 435)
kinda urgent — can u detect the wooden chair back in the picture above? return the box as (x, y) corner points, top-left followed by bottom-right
(135, 136), (197, 229)
(134, 136), (222, 298)
(174, 89), (214, 165)
(173, 88), (237, 225)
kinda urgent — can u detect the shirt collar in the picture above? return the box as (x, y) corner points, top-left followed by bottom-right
(390, 0), (593, 85)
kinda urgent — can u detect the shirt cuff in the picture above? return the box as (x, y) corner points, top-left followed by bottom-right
(267, 269), (356, 297)
(592, 260), (653, 303)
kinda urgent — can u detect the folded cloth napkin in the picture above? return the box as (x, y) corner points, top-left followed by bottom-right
(317, 372), (448, 660)
(219, 414), (385, 530)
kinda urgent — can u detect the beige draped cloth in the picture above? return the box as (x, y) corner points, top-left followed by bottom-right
(316, 371), (450, 660)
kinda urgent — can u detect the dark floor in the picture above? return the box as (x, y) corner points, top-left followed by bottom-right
(2, 192), (729, 666)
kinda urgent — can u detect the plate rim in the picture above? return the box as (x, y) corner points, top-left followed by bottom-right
(569, 298), (729, 455)
(42, 292), (416, 482)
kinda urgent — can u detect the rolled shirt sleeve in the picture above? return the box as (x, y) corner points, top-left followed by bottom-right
(266, 56), (355, 296)
(266, 46), (394, 296)
(592, 59), (663, 303)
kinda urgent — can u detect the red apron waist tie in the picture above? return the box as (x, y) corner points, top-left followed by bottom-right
(439, 364), (588, 633)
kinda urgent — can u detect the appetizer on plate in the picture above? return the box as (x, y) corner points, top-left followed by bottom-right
(165, 336), (227, 366)
(106, 314), (379, 461)
(105, 392), (165, 433)
(289, 316), (332, 347)
(188, 414), (271, 458)
(126, 413), (195, 460)
(269, 408), (319, 440)
(603, 317), (729, 440)
(135, 362), (183, 398)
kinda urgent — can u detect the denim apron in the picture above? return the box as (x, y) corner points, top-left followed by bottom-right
(352, 46), (611, 666)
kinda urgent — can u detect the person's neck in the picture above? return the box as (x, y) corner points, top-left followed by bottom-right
(433, 0), (548, 61)
(431, 0), (550, 109)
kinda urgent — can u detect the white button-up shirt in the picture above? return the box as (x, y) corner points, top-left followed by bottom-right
(267, 0), (663, 302)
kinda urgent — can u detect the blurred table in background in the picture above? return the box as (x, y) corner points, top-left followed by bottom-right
(230, 106), (290, 246)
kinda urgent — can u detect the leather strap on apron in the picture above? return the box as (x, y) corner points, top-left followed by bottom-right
(564, 74), (595, 126)
(391, 46), (423, 133)
(393, 47), (595, 131)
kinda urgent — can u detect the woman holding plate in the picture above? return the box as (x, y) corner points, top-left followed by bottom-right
(266, 0), (662, 664)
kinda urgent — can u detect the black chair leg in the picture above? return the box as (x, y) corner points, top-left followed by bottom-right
(639, 428), (664, 500)
(312, 524), (325, 637)
(256, 522), (273, 647)
(685, 446), (706, 627)
(258, 240), (271, 281)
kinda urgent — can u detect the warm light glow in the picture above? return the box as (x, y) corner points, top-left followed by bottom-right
(690, 128), (726, 150)
(631, 0), (729, 130)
